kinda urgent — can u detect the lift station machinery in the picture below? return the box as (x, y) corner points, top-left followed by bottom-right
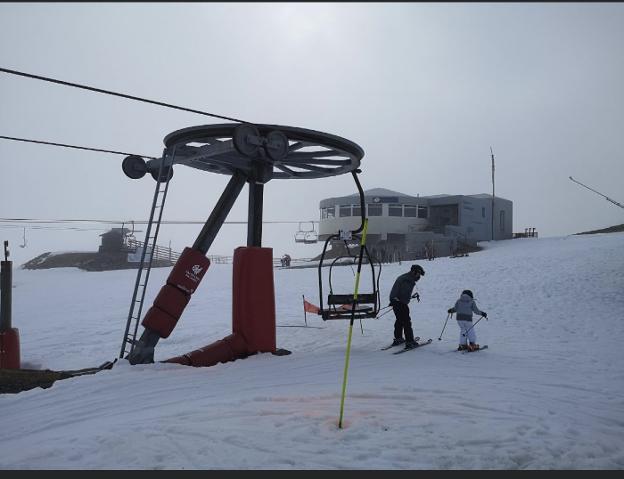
(120, 123), (365, 367)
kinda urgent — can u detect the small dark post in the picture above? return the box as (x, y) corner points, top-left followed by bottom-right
(490, 147), (495, 241)
(1, 240), (12, 331)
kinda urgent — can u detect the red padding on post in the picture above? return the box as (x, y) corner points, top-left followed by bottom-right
(167, 247), (211, 294)
(164, 333), (248, 367)
(232, 247), (276, 353)
(153, 284), (190, 319)
(142, 306), (177, 339)
(0, 328), (20, 369)
(143, 247), (208, 339)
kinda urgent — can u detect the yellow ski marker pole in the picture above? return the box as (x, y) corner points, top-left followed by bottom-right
(338, 218), (369, 429)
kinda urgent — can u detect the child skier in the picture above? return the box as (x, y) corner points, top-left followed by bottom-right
(447, 289), (487, 351)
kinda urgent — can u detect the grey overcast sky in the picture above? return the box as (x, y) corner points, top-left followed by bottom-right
(1, 3), (623, 265)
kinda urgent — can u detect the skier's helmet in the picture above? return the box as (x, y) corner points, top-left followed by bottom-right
(411, 264), (425, 276)
(462, 289), (474, 298)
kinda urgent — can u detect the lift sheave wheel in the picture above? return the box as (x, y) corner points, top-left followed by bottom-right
(162, 124), (364, 180)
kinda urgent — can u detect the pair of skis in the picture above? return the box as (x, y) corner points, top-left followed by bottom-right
(461, 345), (488, 354)
(380, 337), (434, 354)
(381, 339), (489, 355)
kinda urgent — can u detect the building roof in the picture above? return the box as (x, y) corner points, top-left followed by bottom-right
(320, 189), (512, 205)
(339, 187), (417, 199)
(100, 228), (130, 237)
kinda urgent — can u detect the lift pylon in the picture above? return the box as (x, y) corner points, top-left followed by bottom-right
(120, 123), (365, 366)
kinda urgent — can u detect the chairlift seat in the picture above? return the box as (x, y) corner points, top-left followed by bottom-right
(303, 234), (318, 244)
(321, 293), (378, 321)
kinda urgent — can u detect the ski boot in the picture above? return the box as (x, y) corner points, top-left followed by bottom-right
(457, 344), (468, 351)
(391, 338), (405, 347)
(467, 342), (480, 352)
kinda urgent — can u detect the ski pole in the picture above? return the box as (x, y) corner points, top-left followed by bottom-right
(375, 304), (393, 319)
(462, 315), (486, 337)
(438, 312), (451, 340)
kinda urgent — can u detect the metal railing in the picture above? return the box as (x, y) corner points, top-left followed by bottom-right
(126, 238), (180, 263)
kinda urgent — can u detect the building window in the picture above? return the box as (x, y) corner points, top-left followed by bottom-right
(352, 204), (361, 217)
(500, 210), (505, 231)
(482, 207), (486, 218)
(417, 206), (428, 219)
(404, 205), (417, 217)
(368, 204), (383, 216)
(389, 204), (403, 217)
(339, 205), (351, 217)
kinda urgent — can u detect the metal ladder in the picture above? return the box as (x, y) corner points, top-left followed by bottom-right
(119, 152), (174, 359)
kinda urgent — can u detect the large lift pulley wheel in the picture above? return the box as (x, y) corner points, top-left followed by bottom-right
(162, 123), (364, 181)
(123, 124), (364, 183)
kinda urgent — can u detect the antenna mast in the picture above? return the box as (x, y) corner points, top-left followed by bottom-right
(491, 146), (495, 240)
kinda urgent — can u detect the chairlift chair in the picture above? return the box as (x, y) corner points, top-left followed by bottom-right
(316, 176), (382, 321)
(295, 221), (316, 244)
(303, 231), (318, 244)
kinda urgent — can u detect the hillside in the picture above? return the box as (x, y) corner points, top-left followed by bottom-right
(576, 223), (624, 235)
(21, 251), (174, 271)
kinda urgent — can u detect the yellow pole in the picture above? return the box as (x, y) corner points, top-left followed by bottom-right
(338, 218), (369, 429)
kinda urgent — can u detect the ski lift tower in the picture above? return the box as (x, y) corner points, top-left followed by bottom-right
(120, 123), (364, 367)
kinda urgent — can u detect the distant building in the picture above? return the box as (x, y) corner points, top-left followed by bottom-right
(22, 228), (177, 271)
(99, 228), (132, 253)
(318, 188), (512, 260)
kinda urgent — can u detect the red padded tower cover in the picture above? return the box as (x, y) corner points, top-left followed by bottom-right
(167, 247), (211, 294)
(143, 247), (210, 338)
(164, 246), (277, 367)
(232, 246), (276, 353)
(0, 328), (20, 369)
(164, 333), (248, 367)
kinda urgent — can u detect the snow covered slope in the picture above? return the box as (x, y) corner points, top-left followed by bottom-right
(1, 233), (623, 469)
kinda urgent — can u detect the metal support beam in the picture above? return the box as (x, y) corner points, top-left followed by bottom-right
(192, 171), (248, 254)
(247, 181), (264, 247)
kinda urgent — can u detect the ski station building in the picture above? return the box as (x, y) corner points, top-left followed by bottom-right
(317, 188), (513, 261)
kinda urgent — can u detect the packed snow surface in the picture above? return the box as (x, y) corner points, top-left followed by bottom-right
(1, 233), (623, 469)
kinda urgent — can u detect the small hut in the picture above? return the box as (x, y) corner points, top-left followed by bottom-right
(98, 228), (130, 253)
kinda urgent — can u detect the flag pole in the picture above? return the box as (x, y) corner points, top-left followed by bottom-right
(302, 294), (308, 326)
(338, 218), (369, 429)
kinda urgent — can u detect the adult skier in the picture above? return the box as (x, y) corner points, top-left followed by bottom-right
(389, 264), (425, 350)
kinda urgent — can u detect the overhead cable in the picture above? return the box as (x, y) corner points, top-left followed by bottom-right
(0, 135), (158, 159)
(0, 66), (248, 123)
